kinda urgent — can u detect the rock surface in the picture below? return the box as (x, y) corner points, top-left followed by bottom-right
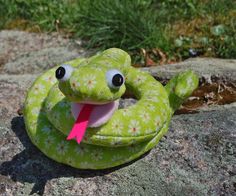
(0, 30), (92, 74)
(0, 30), (236, 195)
(142, 58), (236, 83)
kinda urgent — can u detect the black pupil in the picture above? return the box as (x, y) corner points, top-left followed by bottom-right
(55, 67), (66, 79)
(112, 74), (123, 87)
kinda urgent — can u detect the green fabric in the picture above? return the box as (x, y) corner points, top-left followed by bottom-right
(24, 48), (198, 169)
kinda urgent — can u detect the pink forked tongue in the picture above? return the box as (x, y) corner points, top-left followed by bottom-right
(66, 104), (94, 144)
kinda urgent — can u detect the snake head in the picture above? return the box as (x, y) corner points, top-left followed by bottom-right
(56, 48), (130, 104)
(56, 65), (126, 104)
(53, 49), (131, 143)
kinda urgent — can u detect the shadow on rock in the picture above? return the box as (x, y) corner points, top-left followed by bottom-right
(0, 116), (149, 195)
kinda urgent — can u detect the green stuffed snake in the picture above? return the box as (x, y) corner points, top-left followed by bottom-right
(24, 48), (198, 169)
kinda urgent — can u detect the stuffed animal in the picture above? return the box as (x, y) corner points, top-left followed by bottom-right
(24, 48), (198, 169)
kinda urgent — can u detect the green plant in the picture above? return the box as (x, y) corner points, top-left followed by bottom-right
(75, 0), (170, 51)
(0, 0), (78, 31)
(0, 0), (235, 63)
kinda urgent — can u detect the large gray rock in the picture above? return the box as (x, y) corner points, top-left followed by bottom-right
(0, 30), (92, 74)
(0, 74), (235, 195)
(142, 58), (236, 83)
(0, 30), (235, 195)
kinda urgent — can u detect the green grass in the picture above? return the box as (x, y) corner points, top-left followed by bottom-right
(0, 0), (235, 64)
(0, 0), (77, 31)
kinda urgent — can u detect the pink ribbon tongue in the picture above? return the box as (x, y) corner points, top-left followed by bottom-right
(66, 104), (94, 144)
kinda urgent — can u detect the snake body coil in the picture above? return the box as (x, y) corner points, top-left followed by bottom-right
(24, 48), (198, 169)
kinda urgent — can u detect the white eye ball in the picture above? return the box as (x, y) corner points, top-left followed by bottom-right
(55, 64), (73, 81)
(106, 69), (125, 89)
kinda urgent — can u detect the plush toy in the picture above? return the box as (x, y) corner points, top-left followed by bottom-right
(24, 48), (198, 169)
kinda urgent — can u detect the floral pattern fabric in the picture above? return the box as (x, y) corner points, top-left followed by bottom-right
(24, 48), (199, 169)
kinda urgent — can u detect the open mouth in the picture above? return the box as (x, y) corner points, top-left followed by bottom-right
(67, 101), (119, 144)
(71, 101), (119, 127)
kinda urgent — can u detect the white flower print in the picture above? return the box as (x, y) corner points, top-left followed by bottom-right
(70, 77), (80, 89)
(83, 75), (97, 89)
(155, 116), (162, 127)
(95, 135), (106, 142)
(139, 112), (150, 123)
(80, 161), (94, 168)
(149, 82), (158, 88)
(178, 88), (187, 96)
(65, 109), (72, 118)
(91, 150), (103, 161)
(146, 90), (158, 97)
(56, 141), (68, 155)
(127, 139), (136, 145)
(111, 154), (123, 162)
(111, 120), (124, 135)
(31, 107), (41, 115)
(128, 120), (141, 136)
(33, 84), (46, 95)
(163, 98), (169, 105)
(53, 112), (61, 121)
(43, 75), (56, 84)
(145, 103), (156, 112)
(127, 144), (140, 153)
(145, 128), (154, 134)
(105, 62), (115, 69)
(66, 157), (75, 166)
(135, 75), (147, 85)
(41, 126), (51, 134)
(33, 136), (40, 145)
(122, 108), (132, 117)
(74, 146), (86, 156)
(57, 90), (65, 99)
(110, 137), (123, 146)
(26, 97), (37, 106)
(44, 136), (55, 148)
(93, 66), (102, 72)
(104, 50), (121, 61)
(146, 96), (160, 103)
(160, 108), (167, 116)
(187, 77), (194, 87)
(58, 101), (69, 109)
(45, 102), (54, 112)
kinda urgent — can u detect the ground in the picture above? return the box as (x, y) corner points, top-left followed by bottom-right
(0, 31), (235, 195)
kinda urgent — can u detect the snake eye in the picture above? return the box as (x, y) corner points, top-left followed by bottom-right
(55, 64), (73, 81)
(106, 69), (125, 89)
